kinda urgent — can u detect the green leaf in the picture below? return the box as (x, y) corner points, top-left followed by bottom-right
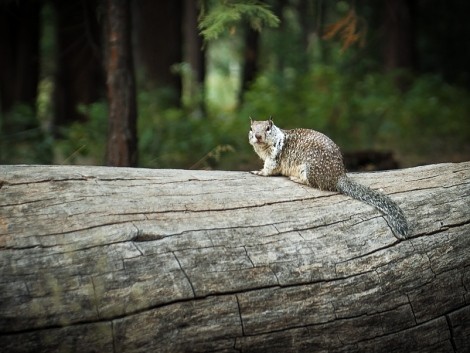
(199, 0), (280, 41)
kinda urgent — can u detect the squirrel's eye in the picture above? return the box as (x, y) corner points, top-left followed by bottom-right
(266, 126), (271, 132)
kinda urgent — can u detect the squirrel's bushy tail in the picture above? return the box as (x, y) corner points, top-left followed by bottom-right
(336, 175), (409, 238)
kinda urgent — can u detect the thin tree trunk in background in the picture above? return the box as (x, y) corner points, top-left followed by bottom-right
(104, 0), (138, 167)
(383, 0), (416, 89)
(184, 0), (206, 112)
(239, 25), (259, 104)
(275, 0), (288, 63)
(52, 0), (105, 132)
(184, 0), (205, 85)
(0, 0), (40, 121)
(316, 0), (330, 63)
(133, 0), (183, 107)
(298, 0), (315, 71)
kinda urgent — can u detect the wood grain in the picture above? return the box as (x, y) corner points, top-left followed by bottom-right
(0, 163), (469, 352)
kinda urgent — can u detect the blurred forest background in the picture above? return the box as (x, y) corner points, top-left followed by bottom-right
(1, 0), (469, 171)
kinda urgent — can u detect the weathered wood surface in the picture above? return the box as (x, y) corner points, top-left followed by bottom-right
(0, 162), (469, 353)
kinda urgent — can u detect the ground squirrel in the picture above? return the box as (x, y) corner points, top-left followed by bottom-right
(248, 118), (409, 238)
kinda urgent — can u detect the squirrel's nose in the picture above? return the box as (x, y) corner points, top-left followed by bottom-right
(255, 134), (262, 141)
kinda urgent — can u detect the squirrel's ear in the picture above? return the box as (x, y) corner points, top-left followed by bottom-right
(268, 116), (273, 125)
(249, 116), (253, 124)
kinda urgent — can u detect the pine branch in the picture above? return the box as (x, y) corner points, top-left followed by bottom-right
(199, 0), (280, 41)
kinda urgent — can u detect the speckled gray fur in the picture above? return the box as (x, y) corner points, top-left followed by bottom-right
(249, 118), (409, 238)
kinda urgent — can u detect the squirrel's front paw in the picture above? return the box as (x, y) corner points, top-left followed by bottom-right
(250, 170), (264, 176)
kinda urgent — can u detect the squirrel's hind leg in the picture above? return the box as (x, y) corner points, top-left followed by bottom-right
(289, 175), (307, 185)
(288, 164), (310, 186)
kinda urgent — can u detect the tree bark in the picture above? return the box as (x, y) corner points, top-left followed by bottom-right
(383, 0), (416, 71)
(52, 0), (105, 131)
(0, 162), (469, 352)
(184, 0), (205, 86)
(239, 25), (259, 104)
(104, 0), (138, 167)
(132, 0), (183, 107)
(183, 0), (206, 112)
(0, 0), (40, 118)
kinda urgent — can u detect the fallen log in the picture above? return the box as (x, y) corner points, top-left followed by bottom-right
(0, 162), (469, 353)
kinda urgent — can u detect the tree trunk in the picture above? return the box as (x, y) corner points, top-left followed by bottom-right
(104, 0), (138, 167)
(52, 0), (105, 131)
(0, 0), (46, 164)
(183, 0), (206, 112)
(132, 0), (183, 107)
(239, 25), (259, 104)
(382, 0), (416, 89)
(297, 0), (315, 70)
(0, 0), (40, 118)
(1, 162), (469, 352)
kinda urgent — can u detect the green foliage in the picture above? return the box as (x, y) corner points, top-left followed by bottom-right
(55, 90), (237, 169)
(8, 0), (469, 169)
(52, 61), (470, 169)
(240, 65), (470, 164)
(0, 104), (52, 164)
(392, 75), (470, 157)
(137, 89), (237, 169)
(199, 0), (280, 41)
(55, 103), (108, 164)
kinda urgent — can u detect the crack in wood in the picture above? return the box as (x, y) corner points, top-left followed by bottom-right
(335, 240), (400, 266)
(111, 320), (117, 353)
(172, 252), (196, 297)
(130, 242), (143, 257)
(235, 295), (246, 336)
(2, 220), (139, 248)
(130, 222), (288, 244)
(91, 276), (101, 319)
(232, 337), (242, 353)
(406, 294), (418, 325)
(1, 163), (469, 350)
(269, 267), (281, 286)
(462, 268), (469, 294)
(4, 177), (90, 186)
(445, 219), (470, 230)
(21, 272), (372, 333)
(3, 279), (468, 346)
(1, 229), (137, 251)
(423, 252), (437, 277)
(445, 314), (458, 353)
(347, 316), (449, 349)
(111, 192), (343, 217)
(391, 183), (463, 195)
(5, 202), (465, 249)
(243, 246), (255, 268)
(0, 197), (58, 209)
(236, 302), (430, 343)
(442, 180), (470, 189)
(415, 219), (470, 237)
